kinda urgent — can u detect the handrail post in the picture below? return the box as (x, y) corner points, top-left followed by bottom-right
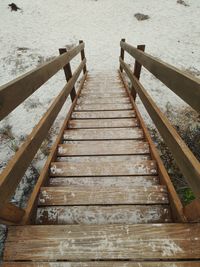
(59, 48), (76, 102)
(79, 40), (87, 74)
(131, 44), (145, 100)
(120, 38), (125, 72)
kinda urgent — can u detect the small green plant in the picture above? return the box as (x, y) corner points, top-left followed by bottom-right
(178, 187), (195, 205)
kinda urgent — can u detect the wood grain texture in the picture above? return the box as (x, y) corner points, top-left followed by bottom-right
(3, 262), (200, 267)
(71, 110), (135, 119)
(121, 41), (200, 113)
(0, 59), (86, 210)
(0, 43), (84, 120)
(22, 72), (88, 224)
(50, 160), (157, 177)
(77, 97), (130, 104)
(48, 176), (159, 187)
(36, 205), (171, 224)
(38, 185), (168, 205)
(68, 118), (138, 128)
(58, 140), (149, 156)
(120, 59), (200, 200)
(119, 71), (186, 222)
(4, 224), (200, 261)
(63, 127), (143, 140)
(75, 103), (132, 111)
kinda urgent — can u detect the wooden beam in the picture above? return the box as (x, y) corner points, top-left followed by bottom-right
(0, 59), (86, 211)
(0, 203), (25, 224)
(0, 43), (84, 120)
(22, 72), (87, 224)
(120, 41), (200, 113)
(119, 70), (186, 222)
(79, 40), (87, 74)
(132, 44), (145, 100)
(120, 58), (200, 200)
(184, 199), (200, 222)
(59, 48), (76, 102)
(119, 38), (125, 72)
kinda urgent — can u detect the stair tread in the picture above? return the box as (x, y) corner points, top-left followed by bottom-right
(77, 96), (130, 104)
(4, 224), (200, 261)
(38, 185), (168, 205)
(68, 118), (138, 128)
(36, 205), (171, 224)
(48, 176), (159, 187)
(57, 140), (149, 156)
(74, 103), (132, 111)
(50, 160), (157, 177)
(71, 110), (135, 119)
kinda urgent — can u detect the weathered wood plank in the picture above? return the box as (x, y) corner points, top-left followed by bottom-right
(68, 118), (138, 128)
(80, 92), (127, 97)
(50, 160), (157, 177)
(75, 103), (132, 111)
(0, 59), (86, 210)
(57, 155), (150, 163)
(77, 97), (130, 104)
(38, 185), (168, 205)
(49, 176), (159, 187)
(58, 140), (149, 156)
(4, 224), (200, 260)
(0, 43), (84, 120)
(121, 41), (200, 113)
(21, 73), (88, 224)
(36, 205), (171, 224)
(120, 58), (200, 200)
(63, 127), (142, 140)
(119, 71), (186, 222)
(3, 262), (200, 267)
(71, 110), (135, 119)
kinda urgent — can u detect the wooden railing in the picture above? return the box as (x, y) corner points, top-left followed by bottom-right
(0, 41), (87, 224)
(119, 39), (200, 221)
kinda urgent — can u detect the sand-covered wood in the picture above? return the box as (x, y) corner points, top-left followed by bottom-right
(63, 127), (142, 140)
(57, 140), (149, 156)
(38, 185), (168, 205)
(4, 224), (200, 261)
(50, 160), (157, 177)
(36, 205), (171, 224)
(68, 118), (138, 128)
(71, 110), (135, 119)
(75, 103), (132, 111)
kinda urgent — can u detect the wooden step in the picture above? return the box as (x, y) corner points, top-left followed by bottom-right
(75, 103), (132, 111)
(38, 185), (168, 205)
(4, 224), (200, 261)
(68, 118), (138, 128)
(48, 176), (159, 187)
(3, 262), (200, 266)
(63, 127), (142, 140)
(57, 155), (150, 163)
(50, 160), (157, 177)
(77, 97), (130, 104)
(80, 92), (127, 97)
(57, 140), (149, 156)
(71, 110), (135, 119)
(36, 205), (171, 225)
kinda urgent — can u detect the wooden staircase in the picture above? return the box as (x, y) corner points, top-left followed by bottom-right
(3, 72), (200, 266)
(1, 40), (200, 266)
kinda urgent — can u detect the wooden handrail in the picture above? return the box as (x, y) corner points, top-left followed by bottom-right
(120, 41), (200, 113)
(120, 57), (200, 200)
(0, 42), (84, 120)
(0, 58), (86, 212)
(22, 72), (88, 224)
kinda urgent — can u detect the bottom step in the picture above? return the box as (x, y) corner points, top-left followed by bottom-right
(3, 262), (200, 266)
(4, 224), (200, 261)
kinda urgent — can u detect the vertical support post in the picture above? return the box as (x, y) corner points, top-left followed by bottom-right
(79, 40), (87, 74)
(59, 48), (76, 102)
(120, 38), (125, 72)
(131, 44), (145, 100)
